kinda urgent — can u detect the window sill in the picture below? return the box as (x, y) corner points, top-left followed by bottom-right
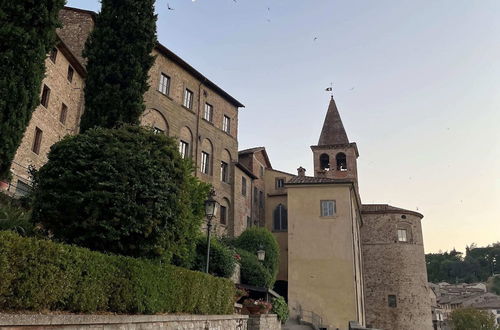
(157, 90), (174, 101)
(202, 118), (214, 126)
(181, 105), (194, 112)
(320, 215), (337, 219)
(272, 230), (288, 233)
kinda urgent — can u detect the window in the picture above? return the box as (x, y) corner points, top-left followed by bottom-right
(59, 103), (68, 124)
(397, 229), (407, 242)
(152, 127), (164, 134)
(388, 295), (397, 308)
(15, 180), (31, 197)
(159, 73), (170, 95)
(247, 216), (252, 228)
(183, 89), (193, 109)
(220, 205), (227, 225)
(320, 153), (330, 170)
(204, 103), (213, 122)
(241, 177), (247, 196)
(276, 178), (285, 189)
(179, 140), (189, 159)
(41, 85), (50, 108)
(259, 191), (264, 208)
(273, 204), (288, 231)
(253, 187), (258, 203)
(49, 48), (57, 63)
(221, 161), (229, 183)
(32, 127), (43, 154)
(260, 165), (264, 177)
(201, 151), (210, 174)
(67, 66), (74, 82)
(320, 200), (336, 217)
(336, 152), (347, 171)
(223, 115), (230, 134)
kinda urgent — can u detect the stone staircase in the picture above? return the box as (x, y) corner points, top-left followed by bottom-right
(282, 318), (315, 330)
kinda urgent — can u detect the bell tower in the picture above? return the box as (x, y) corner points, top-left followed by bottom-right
(311, 96), (359, 184)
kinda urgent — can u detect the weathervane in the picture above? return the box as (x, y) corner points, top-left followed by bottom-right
(325, 82), (333, 97)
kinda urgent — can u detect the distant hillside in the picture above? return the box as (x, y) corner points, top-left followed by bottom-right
(426, 243), (500, 284)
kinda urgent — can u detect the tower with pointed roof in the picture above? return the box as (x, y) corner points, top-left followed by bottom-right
(311, 96), (359, 184)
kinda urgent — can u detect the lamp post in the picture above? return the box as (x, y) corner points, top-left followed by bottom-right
(257, 245), (266, 262)
(204, 189), (219, 273)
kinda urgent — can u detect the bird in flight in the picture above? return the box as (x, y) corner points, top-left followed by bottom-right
(167, 3), (174, 10)
(313, 37), (318, 41)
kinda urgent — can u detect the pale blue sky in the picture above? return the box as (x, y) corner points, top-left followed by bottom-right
(67, 0), (499, 253)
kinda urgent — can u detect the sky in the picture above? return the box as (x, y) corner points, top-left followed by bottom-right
(67, 0), (499, 253)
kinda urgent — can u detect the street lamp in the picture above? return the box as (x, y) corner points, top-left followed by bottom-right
(257, 246), (266, 262)
(204, 189), (219, 273)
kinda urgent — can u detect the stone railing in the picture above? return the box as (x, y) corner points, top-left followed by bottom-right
(0, 313), (281, 330)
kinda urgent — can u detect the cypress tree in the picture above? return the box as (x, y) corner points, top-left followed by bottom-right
(79, 0), (157, 132)
(0, 0), (65, 180)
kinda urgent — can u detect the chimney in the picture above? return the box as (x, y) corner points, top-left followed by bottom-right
(297, 166), (306, 177)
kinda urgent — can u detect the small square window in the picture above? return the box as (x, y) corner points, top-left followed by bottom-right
(220, 161), (229, 183)
(241, 177), (247, 196)
(183, 89), (193, 109)
(49, 48), (57, 63)
(41, 85), (50, 108)
(32, 127), (43, 155)
(220, 205), (227, 225)
(201, 151), (210, 174)
(59, 103), (68, 124)
(222, 115), (230, 134)
(159, 73), (170, 95)
(67, 66), (74, 82)
(320, 200), (336, 217)
(204, 103), (213, 122)
(388, 295), (397, 308)
(397, 229), (407, 242)
(276, 178), (285, 189)
(179, 140), (189, 159)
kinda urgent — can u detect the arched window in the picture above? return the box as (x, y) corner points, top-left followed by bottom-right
(179, 126), (193, 159)
(140, 109), (169, 135)
(336, 152), (347, 171)
(319, 153), (330, 170)
(201, 138), (213, 175)
(273, 204), (288, 231)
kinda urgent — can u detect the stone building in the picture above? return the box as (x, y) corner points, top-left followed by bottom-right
(4, 6), (250, 236)
(240, 97), (432, 329)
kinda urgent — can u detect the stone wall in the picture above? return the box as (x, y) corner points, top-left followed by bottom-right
(361, 207), (432, 330)
(247, 314), (281, 330)
(0, 314), (248, 330)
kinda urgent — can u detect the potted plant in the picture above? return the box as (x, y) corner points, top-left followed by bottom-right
(235, 288), (249, 303)
(243, 298), (272, 315)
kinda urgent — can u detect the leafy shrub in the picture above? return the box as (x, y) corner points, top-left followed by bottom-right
(0, 231), (234, 314)
(31, 125), (210, 263)
(450, 307), (496, 330)
(0, 200), (33, 236)
(237, 248), (273, 289)
(271, 296), (289, 323)
(192, 236), (236, 278)
(235, 227), (280, 285)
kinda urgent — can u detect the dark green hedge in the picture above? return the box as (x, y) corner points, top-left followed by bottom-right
(192, 236), (236, 278)
(0, 231), (234, 314)
(237, 249), (273, 289)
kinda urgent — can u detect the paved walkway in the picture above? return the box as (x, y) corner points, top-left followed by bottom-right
(282, 319), (314, 330)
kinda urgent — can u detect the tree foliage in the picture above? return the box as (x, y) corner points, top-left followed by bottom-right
(191, 236), (236, 278)
(450, 308), (497, 330)
(235, 227), (280, 285)
(236, 248), (273, 289)
(31, 125), (210, 263)
(0, 0), (65, 179)
(426, 243), (500, 284)
(79, 0), (157, 132)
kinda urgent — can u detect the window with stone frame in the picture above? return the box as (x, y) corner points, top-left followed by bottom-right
(222, 115), (230, 134)
(260, 165), (264, 178)
(183, 88), (193, 109)
(241, 177), (247, 196)
(397, 229), (408, 242)
(253, 187), (258, 203)
(59, 103), (68, 124)
(159, 73), (170, 95)
(220, 161), (229, 183)
(388, 295), (397, 308)
(275, 178), (285, 189)
(40, 85), (50, 108)
(32, 127), (43, 155)
(320, 200), (336, 217)
(179, 140), (189, 159)
(220, 205), (227, 225)
(259, 191), (264, 208)
(67, 65), (74, 82)
(49, 48), (57, 63)
(273, 204), (288, 231)
(204, 103), (213, 122)
(201, 151), (210, 174)
(247, 216), (252, 228)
